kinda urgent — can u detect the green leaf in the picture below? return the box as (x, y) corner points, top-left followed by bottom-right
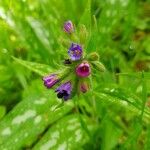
(94, 89), (150, 121)
(12, 56), (53, 76)
(26, 17), (52, 54)
(140, 72), (147, 119)
(33, 114), (94, 150)
(101, 119), (122, 150)
(79, 0), (91, 28)
(122, 119), (142, 150)
(117, 72), (150, 80)
(0, 80), (73, 149)
(0, 105), (6, 120)
(145, 127), (150, 150)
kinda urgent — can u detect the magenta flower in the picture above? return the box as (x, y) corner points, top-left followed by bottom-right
(64, 20), (74, 34)
(68, 43), (82, 61)
(42, 74), (59, 88)
(55, 81), (72, 101)
(76, 62), (91, 77)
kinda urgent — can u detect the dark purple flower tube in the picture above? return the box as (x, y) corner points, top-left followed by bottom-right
(68, 43), (82, 61)
(55, 81), (72, 101)
(42, 74), (59, 89)
(64, 20), (74, 34)
(76, 61), (91, 77)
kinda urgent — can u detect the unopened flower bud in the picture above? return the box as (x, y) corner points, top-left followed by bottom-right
(80, 81), (89, 93)
(87, 52), (100, 61)
(42, 74), (59, 88)
(79, 24), (88, 44)
(92, 61), (106, 72)
(64, 20), (74, 34)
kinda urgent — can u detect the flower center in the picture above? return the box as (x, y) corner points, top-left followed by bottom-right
(80, 66), (89, 72)
(57, 90), (69, 98)
(75, 50), (81, 56)
(57, 92), (63, 98)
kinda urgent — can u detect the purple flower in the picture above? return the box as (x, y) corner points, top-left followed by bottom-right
(42, 74), (59, 88)
(64, 20), (74, 34)
(76, 61), (91, 77)
(68, 43), (82, 61)
(55, 81), (72, 100)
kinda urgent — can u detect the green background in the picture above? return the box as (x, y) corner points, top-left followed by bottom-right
(0, 0), (150, 149)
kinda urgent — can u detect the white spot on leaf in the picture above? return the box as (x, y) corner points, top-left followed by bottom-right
(0, 8), (6, 19)
(34, 115), (42, 124)
(121, 101), (128, 106)
(67, 123), (80, 130)
(34, 98), (47, 105)
(110, 88), (115, 92)
(40, 139), (57, 150)
(68, 118), (77, 124)
(15, 138), (18, 142)
(24, 133), (28, 137)
(51, 131), (60, 138)
(50, 105), (57, 111)
(12, 110), (36, 125)
(108, 0), (116, 5)
(1, 127), (11, 136)
(104, 88), (109, 91)
(120, 0), (129, 6)
(57, 142), (67, 150)
(75, 129), (82, 142)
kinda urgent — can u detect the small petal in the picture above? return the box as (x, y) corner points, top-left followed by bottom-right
(68, 43), (82, 61)
(76, 61), (91, 77)
(64, 20), (74, 34)
(42, 74), (59, 88)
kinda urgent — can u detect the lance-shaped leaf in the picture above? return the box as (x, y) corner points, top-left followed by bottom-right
(79, 0), (91, 28)
(0, 80), (73, 149)
(12, 56), (53, 76)
(26, 17), (52, 54)
(0, 105), (6, 120)
(33, 114), (95, 150)
(94, 88), (150, 121)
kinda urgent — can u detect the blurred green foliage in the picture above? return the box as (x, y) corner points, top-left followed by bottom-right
(0, 0), (150, 149)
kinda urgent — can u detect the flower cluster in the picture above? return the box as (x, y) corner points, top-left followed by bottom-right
(42, 20), (106, 101)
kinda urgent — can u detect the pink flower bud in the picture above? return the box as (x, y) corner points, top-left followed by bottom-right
(80, 81), (89, 93)
(64, 20), (74, 34)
